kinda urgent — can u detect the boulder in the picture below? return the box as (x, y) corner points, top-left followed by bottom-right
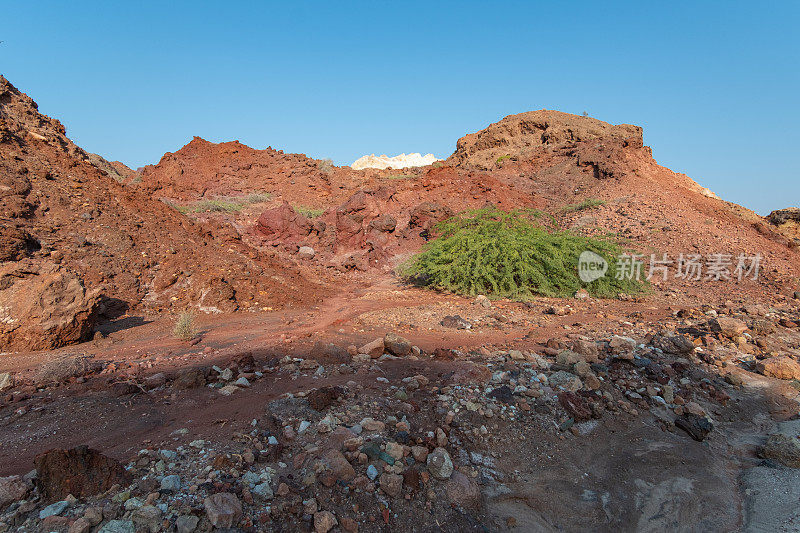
(609, 335), (636, 357)
(0, 475), (30, 509)
(0, 261), (100, 351)
(675, 413), (713, 442)
(319, 449), (355, 484)
(445, 471), (481, 510)
(35, 446), (131, 501)
(379, 472), (403, 498)
(359, 337), (384, 358)
(426, 447), (454, 479)
(409, 202), (453, 233)
(441, 315), (472, 330)
(98, 520), (135, 533)
(0, 225), (39, 262)
(651, 334), (695, 355)
(306, 386), (344, 411)
(313, 510), (338, 533)
(709, 317), (747, 338)
(0, 372), (12, 391)
(558, 391), (592, 421)
(384, 332), (412, 357)
(255, 201), (315, 242)
(548, 371), (583, 392)
(760, 433), (800, 467)
(297, 246), (316, 260)
(571, 339), (599, 360)
(203, 492), (242, 529)
(131, 505), (163, 533)
(309, 342), (350, 364)
(172, 368), (206, 390)
(756, 356), (800, 380)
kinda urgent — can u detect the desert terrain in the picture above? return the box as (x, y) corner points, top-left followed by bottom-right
(1, 74), (800, 533)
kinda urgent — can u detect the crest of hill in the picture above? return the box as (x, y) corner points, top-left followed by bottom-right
(137, 136), (363, 204)
(447, 109), (643, 170)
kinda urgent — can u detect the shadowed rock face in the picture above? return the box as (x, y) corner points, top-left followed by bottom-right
(34, 446), (131, 501)
(447, 109), (644, 172)
(768, 208), (800, 225)
(768, 208), (800, 241)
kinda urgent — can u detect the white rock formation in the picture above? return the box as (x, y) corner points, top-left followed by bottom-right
(351, 153), (441, 170)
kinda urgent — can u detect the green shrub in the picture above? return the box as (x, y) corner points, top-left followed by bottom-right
(560, 198), (606, 213)
(294, 205), (325, 218)
(192, 200), (243, 212)
(173, 310), (197, 341)
(400, 208), (644, 299)
(496, 155), (511, 165)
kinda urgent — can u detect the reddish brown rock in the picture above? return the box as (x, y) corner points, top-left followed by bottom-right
(558, 391), (592, 421)
(0, 261), (100, 351)
(709, 317), (748, 338)
(319, 449), (355, 485)
(203, 492), (242, 529)
(756, 356), (800, 381)
(445, 471), (482, 510)
(307, 386), (345, 411)
(0, 475), (30, 509)
(34, 446), (131, 501)
(379, 473), (403, 498)
(255, 201), (320, 243)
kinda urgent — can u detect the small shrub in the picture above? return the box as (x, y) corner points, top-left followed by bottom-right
(384, 174), (415, 180)
(496, 155), (511, 165)
(317, 158), (334, 175)
(400, 208), (644, 299)
(560, 198), (606, 213)
(294, 205), (325, 218)
(173, 310), (197, 341)
(175, 192), (273, 214)
(36, 354), (98, 385)
(243, 192), (272, 204)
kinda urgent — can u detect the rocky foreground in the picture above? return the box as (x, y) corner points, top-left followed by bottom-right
(1, 296), (800, 532)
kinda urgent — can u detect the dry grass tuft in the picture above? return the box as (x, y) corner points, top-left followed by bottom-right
(173, 310), (197, 341)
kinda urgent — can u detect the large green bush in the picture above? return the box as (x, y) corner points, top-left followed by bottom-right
(401, 208), (643, 298)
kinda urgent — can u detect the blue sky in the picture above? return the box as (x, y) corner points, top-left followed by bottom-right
(1, 1), (797, 214)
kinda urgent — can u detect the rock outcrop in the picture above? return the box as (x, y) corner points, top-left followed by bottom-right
(351, 153), (440, 170)
(447, 110), (644, 175)
(767, 208), (800, 241)
(0, 261), (100, 351)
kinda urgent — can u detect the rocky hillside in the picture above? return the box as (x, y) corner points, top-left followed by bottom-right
(136, 137), (363, 206)
(0, 76), (323, 351)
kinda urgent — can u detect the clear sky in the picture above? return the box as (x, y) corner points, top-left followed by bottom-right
(1, 1), (797, 214)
